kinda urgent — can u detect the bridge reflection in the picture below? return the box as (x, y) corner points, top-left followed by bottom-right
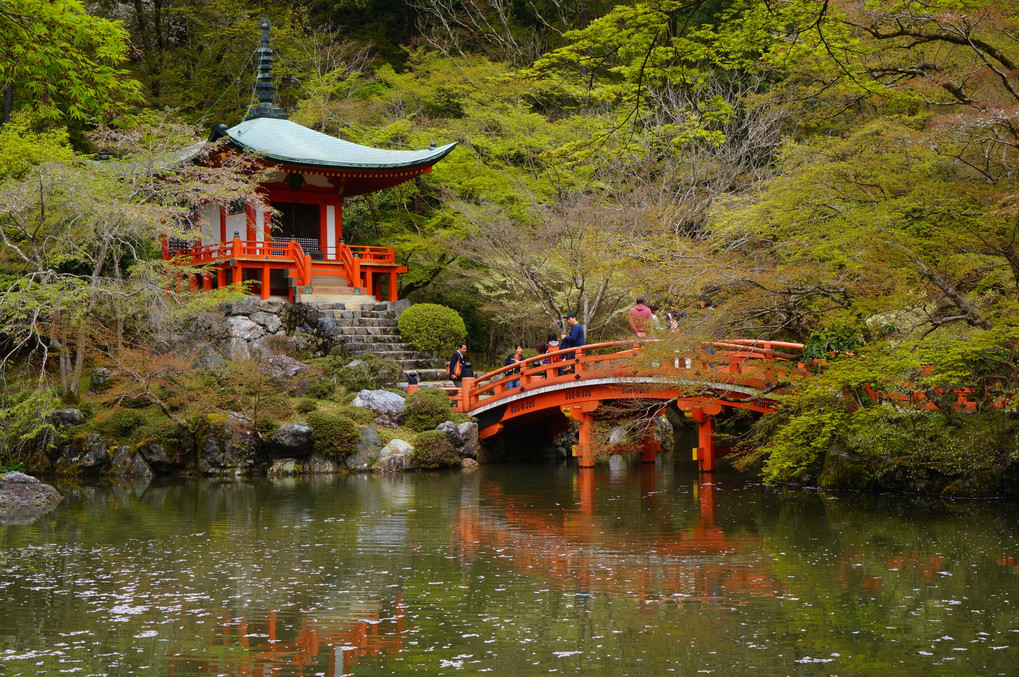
(454, 471), (778, 606)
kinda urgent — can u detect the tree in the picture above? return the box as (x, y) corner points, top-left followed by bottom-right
(0, 0), (142, 122)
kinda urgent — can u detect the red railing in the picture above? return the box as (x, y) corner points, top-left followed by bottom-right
(348, 245), (397, 264)
(166, 238), (313, 287)
(453, 339), (803, 413)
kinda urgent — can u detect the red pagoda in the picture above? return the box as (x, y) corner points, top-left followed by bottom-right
(163, 19), (455, 303)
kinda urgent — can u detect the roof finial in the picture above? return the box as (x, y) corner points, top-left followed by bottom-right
(245, 18), (287, 121)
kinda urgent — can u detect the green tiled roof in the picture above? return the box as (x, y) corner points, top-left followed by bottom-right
(211, 118), (456, 169)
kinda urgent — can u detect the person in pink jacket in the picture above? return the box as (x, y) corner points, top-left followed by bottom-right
(629, 296), (653, 337)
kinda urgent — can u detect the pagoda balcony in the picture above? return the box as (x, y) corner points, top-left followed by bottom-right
(162, 237), (407, 302)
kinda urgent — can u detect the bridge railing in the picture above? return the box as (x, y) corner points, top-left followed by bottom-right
(458, 339), (805, 412)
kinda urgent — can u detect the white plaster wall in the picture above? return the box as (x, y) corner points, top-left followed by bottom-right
(326, 205), (336, 259)
(254, 209), (265, 242)
(199, 203), (220, 245)
(225, 212), (246, 240)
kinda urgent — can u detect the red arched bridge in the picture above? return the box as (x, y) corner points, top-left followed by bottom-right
(410, 339), (807, 471)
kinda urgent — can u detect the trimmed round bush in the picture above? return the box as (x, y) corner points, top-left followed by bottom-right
(296, 398), (318, 413)
(305, 379), (335, 399)
(397, 303), (466, 356)
(336, 404), (376, 426)
(305, 411), (359, 460)
(403, 387), (454, 432)
(337, 354), (405, 392)
(411, 430), (459, 469)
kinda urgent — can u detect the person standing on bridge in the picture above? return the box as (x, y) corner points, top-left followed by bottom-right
(448, 343), (467, 388)
(560, 313), (585, 373)
(504, 344), (524, 388)
(629, 296), (653, 337)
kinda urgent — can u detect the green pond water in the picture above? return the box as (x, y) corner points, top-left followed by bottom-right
(2, 459), (1019, 676)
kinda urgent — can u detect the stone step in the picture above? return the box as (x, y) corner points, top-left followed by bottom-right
(318, 318), (390, 329)
(410, 368), (452, 381)
(320, 309), (396, 320)
(416, 380), (456, 389)
(296, 293), (368, 304)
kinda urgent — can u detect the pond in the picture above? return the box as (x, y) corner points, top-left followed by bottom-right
(2, 458), (1019, 675)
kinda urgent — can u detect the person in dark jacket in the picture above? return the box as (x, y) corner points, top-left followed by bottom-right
(504, 344), (523, 388)
(448, 343), (467, 387)
(559, 313), (585, 373)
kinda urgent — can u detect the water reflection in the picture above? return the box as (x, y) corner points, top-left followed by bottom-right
(2, 465), (1019, 675)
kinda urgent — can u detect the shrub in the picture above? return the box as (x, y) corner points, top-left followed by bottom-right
(397, 303), (466, 356)
(305, 379), (336, 399)
(305, 411), (359, 460)
(337, 354), (405, 392)
(337, 405), (375, 426)
(403, 387), (453, 432)
(296, 398), (318, 413)
(411, 430), (459, 469)
(261, 335), (297, 358)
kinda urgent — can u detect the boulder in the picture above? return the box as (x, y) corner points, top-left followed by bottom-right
(268, 421), (313, 458)
(303, 453), (342, 474)
(77, 434), (111, 475)
(437, 421), (464, 447)
(199, 413), (263, 476)
(457, 422), (479, 459)
(608, 426), (630, 445)
(137, 441), (176, 474)
(0, 472), (63, 512)
(389, 299), (412, 317)
(259, 354), (309, 379)
(346, 426), (384, 470)
(258, 299), (286, 314)
(461, 458), (480, 471)
(653, 416), (674, 454)
(192, 342), (227, 370)
(110, 446), (155, 479)
(352, 389), (406, 428)
(48, 409), (85, 427)
(267, 459), (301, 477)
(90, 367), (113, 391)
(373, 439), (414, 473)
(222, 298), (259, 316)
(249, 311), (283, 334)
(221, 337), (251, 361)
(226, 315), (265, 341)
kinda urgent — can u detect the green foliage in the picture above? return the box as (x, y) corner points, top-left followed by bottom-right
(304, 380), (336, 400)
(0, 112), (74, 179)
(411, 429), (459, 469)
(336, 405), (375, 426)
(0, 389), (58, 470)
(0, 0), (143, 122)
(802, 326), (864, 360)
(337, 354), (405, 391)
(305, 411), (359, 460)
(397, 304), (466, 356)
(296, 398), (318, 413)
(402, 387), (454, 432)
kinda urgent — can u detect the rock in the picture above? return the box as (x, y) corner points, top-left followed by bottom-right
(110, 446), (155, 478)
(199, 413), (263, 475)
(77, 434), (110, 475)
(192, 342), (227, 370)
(221, 337), (250, 361)
(90, 367), (113, 391)
(250, 311), (283, 334)
(374, 439), (414, 473)
(258, 299), (285, 314)
(137, 441), (176, 474)
(0, 472), (63, 514)
(461, 458), (480, 471)
(48, 409), (85, 427)
(389, 299), (411, 317)
(317, 317), (342, 338)
(352, 389), (406, 428)
(653, 416), (674, 454)
(608, 426), (630, 445)
(303, 453), (342, 474)
(437, 421), (464, 447)
(609, 453), (638, 472)
(226, 315), (265, 342)
(259, 354), (309, 379)
(346, 426), (384, 470)
(222, 298), (259, 316)
(457, 422), (479, 459)
(269, 421), (313, 458)
(267, 458), (301, 477)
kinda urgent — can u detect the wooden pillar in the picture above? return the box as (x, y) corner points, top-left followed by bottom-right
(188, 274), (198, 291)
(388, 270), (398, 302)
(234, 263), (244, 290)
(687, 405), (720, 473)
(202, 274), (212, 291)
(562, 402), (599, 468)
(363, 266), (373, 297)
(261, 263), (270, 300)
(217, 267), (226, 288)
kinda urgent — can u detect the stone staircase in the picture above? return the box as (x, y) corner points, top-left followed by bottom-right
(309, 300), (452, 387)
(291, 272), (369, 304)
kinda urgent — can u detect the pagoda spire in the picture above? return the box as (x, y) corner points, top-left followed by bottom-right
(245, 18), (287, 121)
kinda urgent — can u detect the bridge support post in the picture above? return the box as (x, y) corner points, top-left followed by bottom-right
(687, 407), (718, 473)
(562, 402), (599, 469)
(640, 428), (660, 464)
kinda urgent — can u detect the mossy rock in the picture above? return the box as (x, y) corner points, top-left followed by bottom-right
(305, 411), (359, 460)
(403, 388), (454, 432)
(411, 430), (459, 469)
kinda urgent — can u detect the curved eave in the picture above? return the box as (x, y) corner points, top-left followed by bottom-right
(209, 122), (457, 171)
